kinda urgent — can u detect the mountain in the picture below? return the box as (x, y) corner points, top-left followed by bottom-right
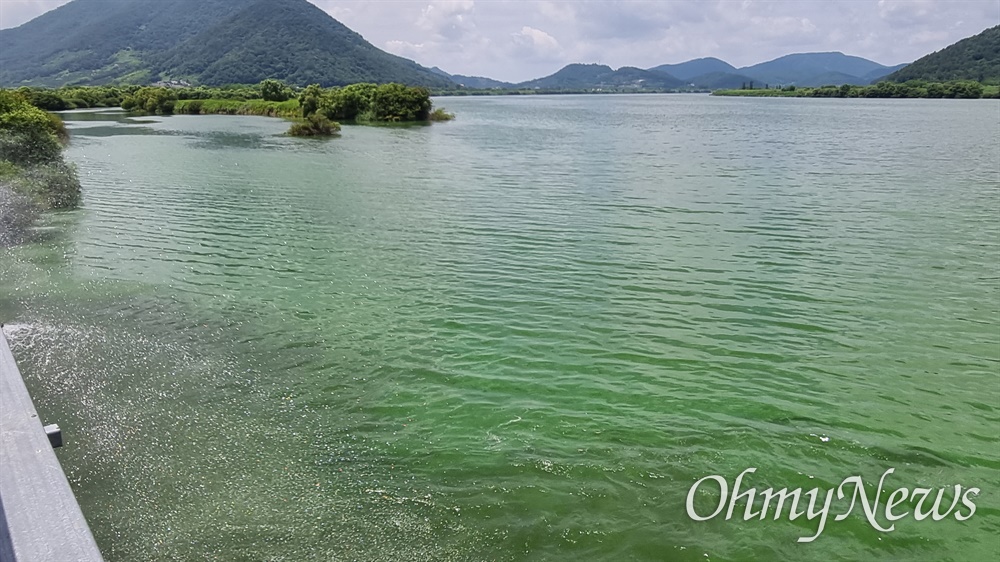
(645, 53), (901, 89)
(684, 71), (757, 89)
(739, 52), (892, 86)
(798, 71), (873, 87)
(517, 64), (684, 90)
(862, 64), (908, 84)
(886, 25), (1000, 83)
(0, 0), (249, 85)
(429, 67), (513, 89)
(449, 75), (515, 89)
(0, 0), (451, 88)
(648, 57), (737, 80)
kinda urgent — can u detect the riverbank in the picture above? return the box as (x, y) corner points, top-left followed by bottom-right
(713, 80), (999, 98)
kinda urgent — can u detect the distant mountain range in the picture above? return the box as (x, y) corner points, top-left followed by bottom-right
(438, 27), (998, 91)
(430, 67), (514, 89)
(516, 64), (684, 90)
(1, 0), (995, 91)
(648, 57), (737, 80)
(0, 0), (451, 87)
(507, 52), (908, 91)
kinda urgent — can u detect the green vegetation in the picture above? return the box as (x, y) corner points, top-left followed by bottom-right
(174, 99), (299, 117)
(121, 87), (178, 114)
(15, 85), (128, 110)
(16, 80), (453, 130)
(887, 25), (1000, 84)
(0, 0), (450, 88)
(0, 90), (81, 246)
(260, 79), (294, 102)
(301, 83), (432, 122)
(287, 114), (340, 137)
(288, 82), (442, 135)
(713, 80), (996, 99)
(429, 108), (455, 121)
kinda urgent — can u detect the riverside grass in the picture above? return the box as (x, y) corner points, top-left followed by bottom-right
(174, 98), (300, 117)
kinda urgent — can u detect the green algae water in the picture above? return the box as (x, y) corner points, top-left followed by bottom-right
(1, 96), (998, 561)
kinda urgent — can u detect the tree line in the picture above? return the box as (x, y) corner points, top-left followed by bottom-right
(715, 80), (997, 99)
(10, 80), (454, 139)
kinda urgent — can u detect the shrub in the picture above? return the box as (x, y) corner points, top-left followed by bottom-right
(121, 87), (178, 114)
(182, 100), (204, 114)
(0, 94), (65, 165)
(0, 129), (61, 167)
(288, 114), (340, 136)
(14, 161), (82, 209)
(260, 79), (293, 102)
(429, 108), (455, 121)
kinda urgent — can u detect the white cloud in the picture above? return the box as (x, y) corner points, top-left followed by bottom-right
(0, 0), (69, 28)
(510, 26), (562, 61)
(417, 0), (477, 41)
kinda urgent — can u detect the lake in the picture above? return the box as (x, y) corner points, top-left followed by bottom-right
(1, 95), (998, 561)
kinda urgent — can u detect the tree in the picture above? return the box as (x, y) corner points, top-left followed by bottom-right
(260, 79), (293, 102)
(297, 84), (326, 118)
(0, 90), (63, 166)
(321, 83), (377, 120)
(121, 87), (178, 114)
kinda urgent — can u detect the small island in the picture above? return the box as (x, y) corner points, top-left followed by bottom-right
(120, 80), (455, 136)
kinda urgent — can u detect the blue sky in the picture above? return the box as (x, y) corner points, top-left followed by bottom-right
(1, 0), (997, 82)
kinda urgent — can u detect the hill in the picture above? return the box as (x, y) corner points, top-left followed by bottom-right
(886, 25), (1000, 83)
(518, 64), (684, 90)
(449, 75), (514, 89)
(862, 64), (909, 84)
(649, 58), (737, 81)
(684, 71), (757, 90)
(735, 52), (894, 86)
(0, 0), (451, 88)
(430, 67), (513, 89)
(645, 53), (901, 89)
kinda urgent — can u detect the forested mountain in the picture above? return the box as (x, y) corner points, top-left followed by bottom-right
(649, 58), (737, 80)
(886, 25), (1000, 83)
(152, 0), (450, 86)
(0, 0), (451, 87)
(518, 64), (684, 90)
(0, 0), (251, 85)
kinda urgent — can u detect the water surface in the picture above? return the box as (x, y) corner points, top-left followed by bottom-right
(1, 96), (998, 561)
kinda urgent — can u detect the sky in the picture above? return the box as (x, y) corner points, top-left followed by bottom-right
(0, 0), (997, 83)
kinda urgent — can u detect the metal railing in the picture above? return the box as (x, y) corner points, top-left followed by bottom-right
(0, 327), (104, 561)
